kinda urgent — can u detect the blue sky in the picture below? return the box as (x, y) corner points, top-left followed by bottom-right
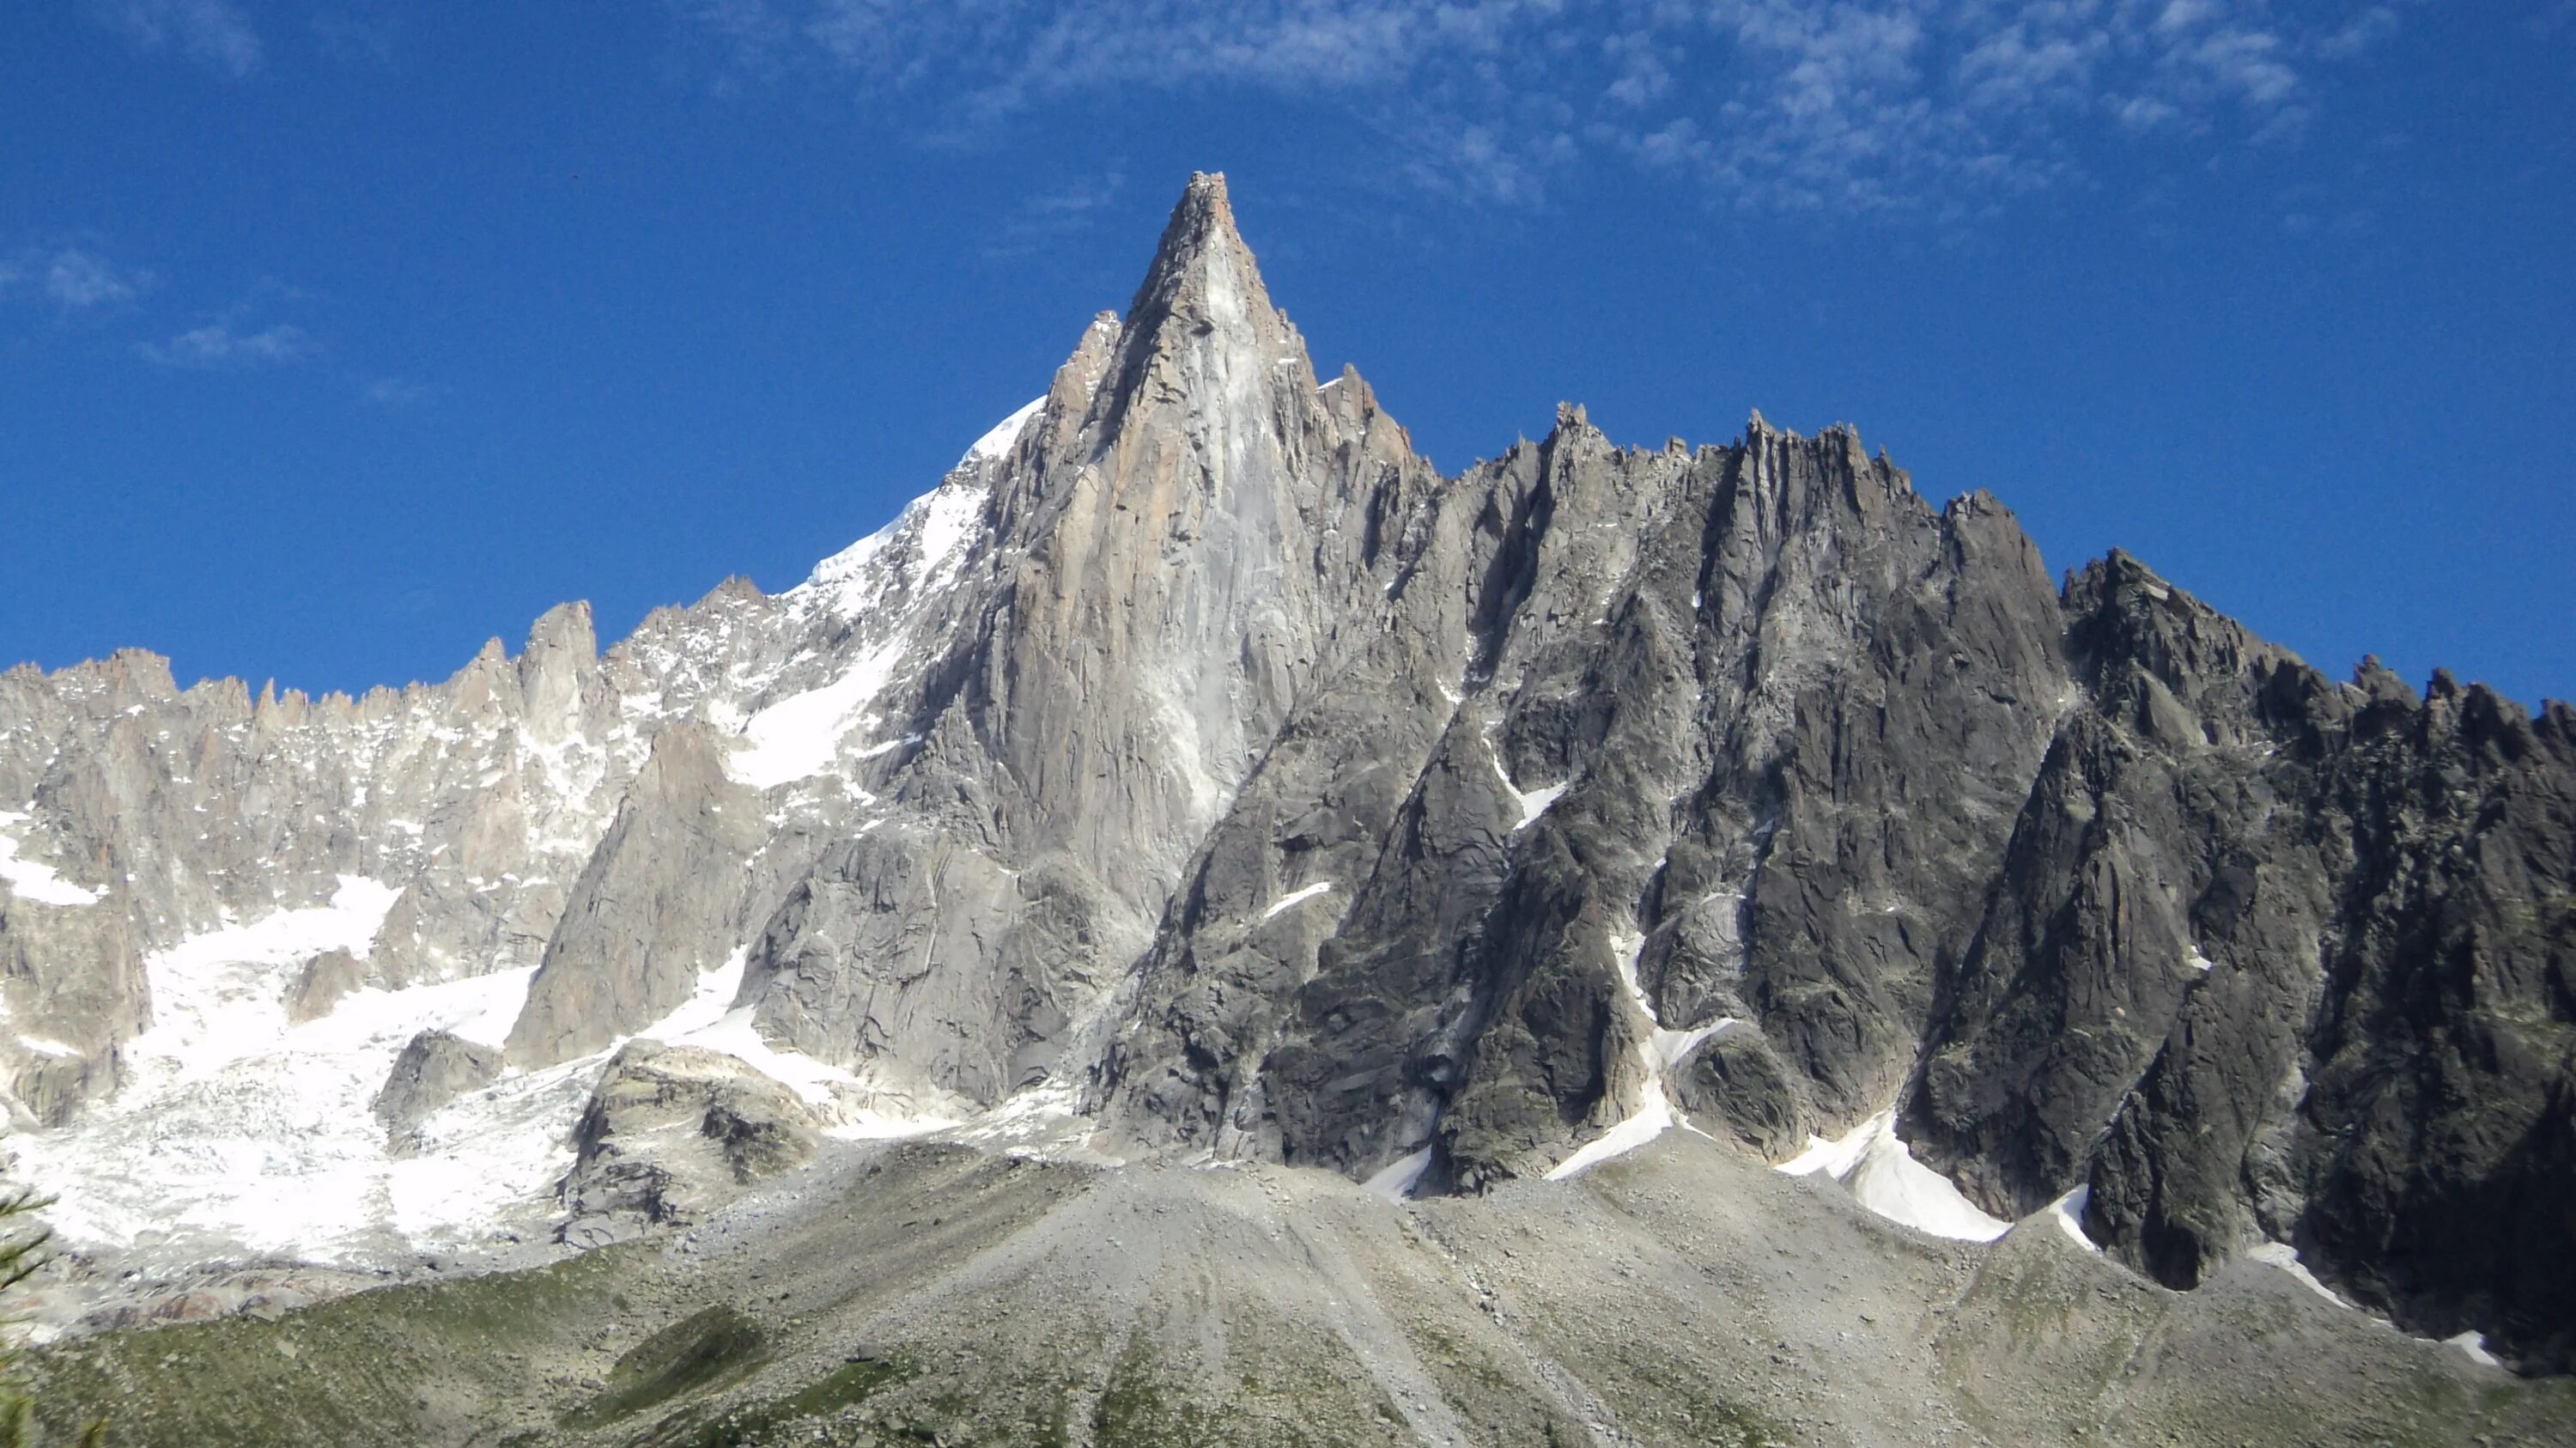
(3, 2), (2570, 705)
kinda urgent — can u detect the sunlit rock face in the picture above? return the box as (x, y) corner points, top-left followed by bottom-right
(3, 173), (2570, 1370)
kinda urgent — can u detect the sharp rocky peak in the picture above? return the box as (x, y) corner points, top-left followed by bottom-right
(1078, 169), (1323, 463)
(1116, 171), (1273, 359)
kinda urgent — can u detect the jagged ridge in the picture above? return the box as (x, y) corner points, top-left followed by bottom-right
(0, 173), (2568, 1372)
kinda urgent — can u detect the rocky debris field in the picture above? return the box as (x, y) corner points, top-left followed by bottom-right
(27, 1134), (2573, 1448)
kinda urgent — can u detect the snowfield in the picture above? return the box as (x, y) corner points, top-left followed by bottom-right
(5, 879), (582, 1265)
(0, 811), (105, 907)
(1777, 1111), (2011, 1244)
(8, 407), (1056, 1279)
(10, 898), (959, 1275)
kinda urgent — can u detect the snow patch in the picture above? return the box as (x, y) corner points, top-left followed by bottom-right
(793, 397), (1018, 619)
(2247, 1241), (2354, 1309)
(1649, 1019), (1730, 1071)
(2049, 1185), (2101, 1251)
(645, 949), (749, 1040)
(908, 483), (987, 595)
(1510, 781), (1565, 830)
(963, 397), (1045, 466)
(1486, 749), (1566, 830)
(15, 932), (951, 1268)
(673, 1004), (826, 1104)
(1362, 1147), (1433, 1202)
(1547, 928), (1729, 1181)
(940, 1084), (1099, 1163)
(777, 397), (1021, 617)
(2445, 1331), (2502, 1369)
(385, 1048), (607, 1244)
(140, 877), (409, 1074)
(647, 951), (956, 1141)
(787, 534), (893, 618)
(1261, 880), (1334, 921)
(11, 947), (558, 1263)
(0, 813), (104, 907)
(1777, 1119), (1874, 1178)
(1605, 928), (1733, 1071)
(727, 639), (905, 790)
(1546, 1077), (1678, 1181)
(1778, 1112), (2012, 1243)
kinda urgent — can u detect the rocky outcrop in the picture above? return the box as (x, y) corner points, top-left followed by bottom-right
(0, 893), (144, 1127)
(1073, 181), (2569, 1367)
(504, 722), (766, 1067)
(1874, 557), (2576, 1369)
(371, 1030), (505, 1145)
(285, 949), (364, 1025)
(555, 1040), (821, 1245)
(740, 822), (1096, 1106)
(1097, 404), (2069, 1194)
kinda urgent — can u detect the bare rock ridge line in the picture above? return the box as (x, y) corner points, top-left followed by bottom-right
(0, 172), (2569, 1372)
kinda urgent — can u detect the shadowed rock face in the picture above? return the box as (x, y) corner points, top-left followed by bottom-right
(0, 892), (143, 1127)
(3, 172), (2570, 1369)
(373, 1029), (504, 1147)
(285, 949), (364, 1025)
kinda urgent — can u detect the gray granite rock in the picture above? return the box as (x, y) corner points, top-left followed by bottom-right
(284, 949), (363, 1025)
(555, 1039), (820, 1244)
(371, 1029), (503, 1145)
(503, 721), (765, 1068)
(2, 171), (2569, 1370)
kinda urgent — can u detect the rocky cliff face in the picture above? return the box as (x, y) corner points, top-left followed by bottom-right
(2, 173), (2567, 1372)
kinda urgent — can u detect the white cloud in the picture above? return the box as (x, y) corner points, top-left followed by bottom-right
(1603, 30), (1674, 108)
(2114, 93), (2180, 131)
(2154, 0), (2220, 36)
(139, 320), (314, 369)
(2180, 25), (2298, 106)
(2317, 6), (2400, 60)
(44, 249), (142, 307)
(0, 246), (150, 310)
(1959, 23), (2105, 113)
(669, 0), (2407, 215)
(99, 0), (262, 78)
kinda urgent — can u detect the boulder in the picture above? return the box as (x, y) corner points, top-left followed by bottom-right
(556, 1039), (821, 1245)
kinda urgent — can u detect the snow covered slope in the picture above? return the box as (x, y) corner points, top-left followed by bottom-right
(3, 404), (1044, 1287)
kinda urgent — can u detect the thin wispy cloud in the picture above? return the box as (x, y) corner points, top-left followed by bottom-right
(983, 170), (1131, 259)
(670, 0), (2413, 214)
(0, 246), (153, 311)
(311, 4), (399, 63)
(98, 0), (262, 78)
(139, 319), (315, 369)
(45, 249), (144, 307)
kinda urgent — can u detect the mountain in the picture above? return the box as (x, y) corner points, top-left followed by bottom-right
(2, 175), (2571, 1433)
